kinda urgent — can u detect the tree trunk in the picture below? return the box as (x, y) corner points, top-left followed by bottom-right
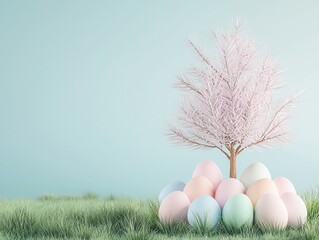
(229, 146), (237, 178)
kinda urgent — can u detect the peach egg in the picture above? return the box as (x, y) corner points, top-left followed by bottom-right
(246, 178), (278, 206)
(183, 176), (215, 202)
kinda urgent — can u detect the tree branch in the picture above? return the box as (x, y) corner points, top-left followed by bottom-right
(168, 124), (230, 159)
(237, 133), (286, 155)
(188, 40), (227, 82)
(235, 144), (241, 155)
(180, 105), (218, 141)
(261, 96), (297, 140)
(168, 124), (216, 149)
(175, 74), (205, 98)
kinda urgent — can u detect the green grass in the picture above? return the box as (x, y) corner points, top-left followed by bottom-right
(0, 190), (318, 240)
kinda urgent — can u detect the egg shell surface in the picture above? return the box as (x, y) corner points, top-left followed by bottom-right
(281, 192), (307, 226)
(158, 191), (190, 224)
(255, 193), (288, 229)
(184, 176), (215, 202)
(240, 162), (271, 189)
(273, 177), (296, 196)
(187, 195), (221, 228)
(222, 194), (253, 230)
(158, 181), (185, 203)
(215, 178), (245, 209)
(192, 160), (223, 188)
(246, 178), (278, 206)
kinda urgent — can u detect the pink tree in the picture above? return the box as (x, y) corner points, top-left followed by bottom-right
(168, 22), (298, 178)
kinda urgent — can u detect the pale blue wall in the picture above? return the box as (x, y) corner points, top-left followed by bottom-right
(0, 1), (318, 198)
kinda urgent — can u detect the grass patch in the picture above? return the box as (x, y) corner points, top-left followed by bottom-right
(0, 190), (318, 239)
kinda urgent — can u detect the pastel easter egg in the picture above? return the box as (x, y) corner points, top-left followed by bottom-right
(192, 160), (223, 188)
(215, 178), (245, 209)
(222, 194), (253, 230)
(273, 177), (296, 196)
(281, 192), (307, 226)
(246, 178), (278, 206)
(158, 181), (185, 203)
(240, 162), (271, 189)
(158, 191), (190, 224)
(183, 176), (215, 202)
(255, 193), (288, 229)
(187, 195), (221, 228)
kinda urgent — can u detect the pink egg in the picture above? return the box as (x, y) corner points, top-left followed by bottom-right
(192, 160), (223, 188)
(183, 176), (215, 202)
(215, 178), (245, 209)
(281, 192), (307, 226)
(255, 193), (288, 229)
(158, 191), (190, 224)
(246, 178), (278, 206)
(273, 177), (296, 196)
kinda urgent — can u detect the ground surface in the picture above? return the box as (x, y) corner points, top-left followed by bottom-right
(0, 191), (318, 240)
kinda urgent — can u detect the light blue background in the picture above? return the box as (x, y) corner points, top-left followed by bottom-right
(0, 1), (318, 198)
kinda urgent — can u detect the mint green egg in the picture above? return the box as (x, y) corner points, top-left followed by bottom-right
(222, 194), (253, 230)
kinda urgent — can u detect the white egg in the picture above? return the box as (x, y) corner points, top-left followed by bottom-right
(240, 162), (271, 189)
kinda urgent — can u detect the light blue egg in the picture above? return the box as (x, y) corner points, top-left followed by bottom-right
(158, 181), (185, 203)
(222, 193), (253, 230)
(187, 195), (221, 228)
